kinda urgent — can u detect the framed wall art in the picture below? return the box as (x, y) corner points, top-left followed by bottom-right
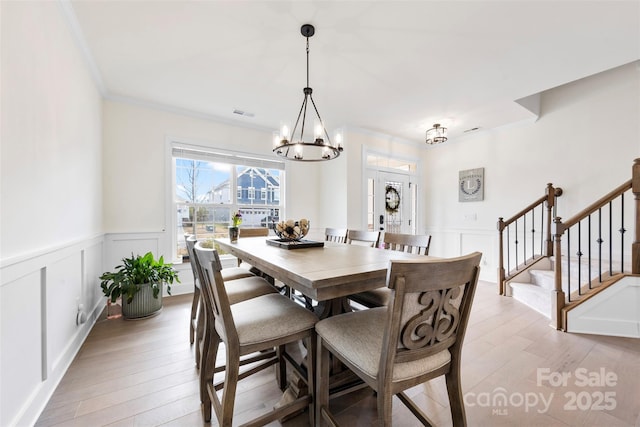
(459, 168), (484, 202)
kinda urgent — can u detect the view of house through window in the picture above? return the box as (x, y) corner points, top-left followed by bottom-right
(173, 148), (284, 261)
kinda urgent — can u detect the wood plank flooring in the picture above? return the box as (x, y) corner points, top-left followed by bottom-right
(36, 281), (640, 426)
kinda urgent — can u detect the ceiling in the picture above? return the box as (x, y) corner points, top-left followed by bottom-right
(67, 0), (640, 145)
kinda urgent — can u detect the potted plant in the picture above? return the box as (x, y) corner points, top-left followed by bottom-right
(100, 252), (180, 319)
(229, 211), (242, 242)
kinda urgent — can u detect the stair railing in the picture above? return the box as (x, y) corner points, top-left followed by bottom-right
(552, 158), (640, 330)
(497, 183), (562, 295)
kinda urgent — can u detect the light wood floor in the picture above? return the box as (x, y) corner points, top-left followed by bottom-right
(36, 281), (640, 427)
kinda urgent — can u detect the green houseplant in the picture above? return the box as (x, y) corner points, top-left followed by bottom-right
(100, 252), (180, 319)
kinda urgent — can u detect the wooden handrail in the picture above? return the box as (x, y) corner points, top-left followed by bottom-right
(499, 194), (548, 229)
(557, 179), (632, 231)
(551, 159), (640, 330)
(497, 183), (561, 295)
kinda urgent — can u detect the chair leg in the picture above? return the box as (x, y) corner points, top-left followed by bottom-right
(306, 332), (316, 427)
(195, 298), (204, 368)
(189, 286), (200, 344)
(316, 335), (330, 427)
(220, 350), (240, 426)
(376, 387), (393, 427)
(277, 344), (287, 391)
(445, 369), (467, 427)
(200, 326), (219, 405)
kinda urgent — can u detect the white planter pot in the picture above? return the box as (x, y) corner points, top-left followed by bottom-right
(122, 282), (163, 319)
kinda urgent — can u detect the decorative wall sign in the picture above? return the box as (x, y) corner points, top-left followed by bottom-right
(459, 168), (484, 202)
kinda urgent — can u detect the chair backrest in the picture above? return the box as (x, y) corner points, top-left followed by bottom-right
(239, 227), (269, 237)
(194, 243), (239, 347)
(346, 229), (380, 247)
(325, 228), (348, 244)
(382, 232), (432, 255)
(379, 252), (482, 382)
(185, 234), (200, 287)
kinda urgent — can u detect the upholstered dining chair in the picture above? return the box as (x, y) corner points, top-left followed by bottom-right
(195, 243), (318, 426)
(346, 229), (381, 247)
(185, 235), (271, 368)
(350, 233), (432, 308)
(325, 227), (348, 244)
(185, 235), (254, 343)
(316, 252), (482, 427)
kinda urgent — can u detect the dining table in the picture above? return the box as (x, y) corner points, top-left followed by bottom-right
(214, 235), (429, 318)
(214, 235), (433, 409)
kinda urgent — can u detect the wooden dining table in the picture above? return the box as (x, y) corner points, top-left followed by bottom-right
(215, 235), (432, 407)
(215, 236), (429, 317)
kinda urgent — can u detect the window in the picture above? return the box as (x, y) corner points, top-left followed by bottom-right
(172, 144), (285, 261)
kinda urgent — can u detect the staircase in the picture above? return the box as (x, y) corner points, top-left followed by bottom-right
(506, 256), (621, 319)
(498, 158), (640, 332)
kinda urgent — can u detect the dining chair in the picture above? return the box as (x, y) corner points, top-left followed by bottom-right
(346, 229), (381, 247)
(185, 235), (271, 369)
(325, 227), (348, 244)
(195, 244), (318, 426)
(193, 242), (281, 400)
(237, 227), (273, 278)
(316, 252), (482, 427)
(350, 233), (432, 308)
(185, 235), (254, 347)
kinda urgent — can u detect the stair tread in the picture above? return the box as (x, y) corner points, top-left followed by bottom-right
(509, 281), (548, 293)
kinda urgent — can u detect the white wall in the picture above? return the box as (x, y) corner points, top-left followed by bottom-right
(421, 62), (640, 280)
(0, 2), (104, 426)
(102, 101), (326, 269)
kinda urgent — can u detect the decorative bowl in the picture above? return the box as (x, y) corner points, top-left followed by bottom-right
(272, 219), (310, 241)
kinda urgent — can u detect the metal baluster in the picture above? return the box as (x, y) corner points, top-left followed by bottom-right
(531, 209), (536, 260)
(523, 214), (527, 265)
(620, 193), (626, 273)
(609, 201), (613, 275)
(540, 204), (544, 256)
(598, 207), (603, 282)
(587, 214), (592, 289)
(577, 221), (582, 296)
(515, 219), (519, 268)
(507, 226), (511, 273)
(567, 227), (571, 302)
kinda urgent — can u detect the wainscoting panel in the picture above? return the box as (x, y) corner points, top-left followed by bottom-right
(0, 270), (44, 427)
(425, 227), (497, 282)
(0, 235), (105, 427)
(46, 253), (83, 372)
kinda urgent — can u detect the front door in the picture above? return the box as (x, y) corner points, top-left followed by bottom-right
(370, 171), (413, 234)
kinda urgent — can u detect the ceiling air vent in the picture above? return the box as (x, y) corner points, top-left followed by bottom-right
(233, 109), (255, 118)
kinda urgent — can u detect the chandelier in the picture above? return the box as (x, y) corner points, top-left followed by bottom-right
(426, 123), (448, 144)
(273, 24), (343, 161)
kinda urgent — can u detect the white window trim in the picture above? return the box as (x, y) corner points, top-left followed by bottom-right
(165, 138), (285, 263)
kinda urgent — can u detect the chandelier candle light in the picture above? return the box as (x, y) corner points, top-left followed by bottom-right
(273, 24), (343, 161)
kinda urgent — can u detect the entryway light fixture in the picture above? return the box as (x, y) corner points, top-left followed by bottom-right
(273, 24), (343, 161)
(426, 123), (448, 144)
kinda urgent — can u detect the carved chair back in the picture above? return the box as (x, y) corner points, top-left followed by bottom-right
(379, 252), (482, 386)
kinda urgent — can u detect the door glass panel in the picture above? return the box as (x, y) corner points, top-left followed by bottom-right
(384, 180), (403, 233)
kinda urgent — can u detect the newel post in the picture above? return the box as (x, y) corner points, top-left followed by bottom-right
(632, 159), (640, 274)
(497, 217), (505, 295)
(551, 216), (566, 330)
(545, 183), (555, 257)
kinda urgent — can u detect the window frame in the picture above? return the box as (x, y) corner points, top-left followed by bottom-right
(166, 139), (285, 263)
